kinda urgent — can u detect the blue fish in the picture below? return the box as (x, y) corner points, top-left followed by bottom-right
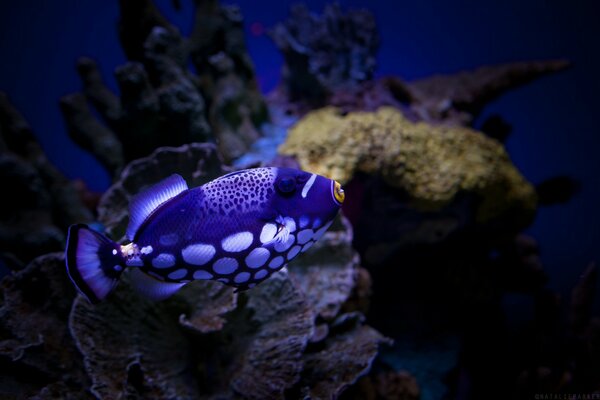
(65, 167), (345, 303)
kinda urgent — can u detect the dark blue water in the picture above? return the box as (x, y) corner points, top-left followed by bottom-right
(1, 0), (598, 306)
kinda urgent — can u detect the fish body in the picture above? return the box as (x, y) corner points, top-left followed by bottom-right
(65, 167), (345, 303)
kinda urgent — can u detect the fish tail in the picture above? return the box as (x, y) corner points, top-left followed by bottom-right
(65, 224), (125, 303)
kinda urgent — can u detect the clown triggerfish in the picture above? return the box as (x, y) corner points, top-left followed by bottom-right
(65, 167), (345, 303)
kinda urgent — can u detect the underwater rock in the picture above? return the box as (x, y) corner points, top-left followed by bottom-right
(270, 3), (379, 106)
(295, 324), (392, 399)
(63, 0), (268, 178)
(0, 93), (93, 266)
(177, 280), (238, 334)
(288, 216), (361, 321)
(90, 142), (389, 398)
(59, 92), (125, 178)
(0, 253), (91, 399)
(280, 106), (537, 225)
(70, 281), (200, 399)
(98, 142), (228, 240)
(406, 60), (570, 126)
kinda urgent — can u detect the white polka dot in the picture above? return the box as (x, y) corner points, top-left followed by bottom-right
(127, 258), (144, 267)
(213, 257), (238, 274)
(113, 265), (123, 271)
(234, 272), (251, 283)
(287, 245), (301, 260)
(297, 229), (314, 244)
(274, 234), (295, 252)
(193, 270), (213, 280)
(182, 243), (215, 265)
(284, 217), (296, 232)
(299, 216), (309, 228)
(269, 256), (284, 269)
(112, 249), (118, 255)
(301, 241), (314, 253)
(159, 233), (179, 246)
(254, 269), (268, 280)
(152, 253), (175, 268)
(222, 231), (254, 252)
(217, 278), (229, 284)
(245, 248), (270, 268)
(260, 223), (277, 243)
(313, 221), (333, 241)
(168, 268), (188, 280)
(312, 218), (322, 229)
(140, 245), (153, 255)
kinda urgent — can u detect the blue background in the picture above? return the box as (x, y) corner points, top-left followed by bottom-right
(0, 0), (598, 304)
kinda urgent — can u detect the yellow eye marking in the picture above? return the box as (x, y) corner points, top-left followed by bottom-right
(333, 181), (345, 204)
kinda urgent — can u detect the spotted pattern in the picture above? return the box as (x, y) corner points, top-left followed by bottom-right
(296, 229), (313, 244)
(301, 241), (315, 253)
(254, 269), (268, 280)
(182, 243), (215, 265)
(299, 216), (309, 228)
(159, 233), (179, 246)
(152, 253), (176, 268)
(269, 256), (284, 269)
(140, 245), (153, 255)
(287, 245), (301, 260)
(245, 247), (270, 268)
(201, 168), (276, 217)
(260, 223), (278, 243)
(313, 220), (333, 241)
(234, 272), (251, 283)
(222, 231), (253, 252)
(193, 270), (213, 280)
(274, 234), (294, 252)
(213, 257), (238, 274)
(168, 268), (188, 280)
(284, 217), (296, 232)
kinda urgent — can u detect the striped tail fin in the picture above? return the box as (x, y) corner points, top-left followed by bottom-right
(65, 224), (125, 303)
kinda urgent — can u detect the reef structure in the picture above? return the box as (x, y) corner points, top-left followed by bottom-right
(61, 0), (269, 182)
(280, 106), (537, 225)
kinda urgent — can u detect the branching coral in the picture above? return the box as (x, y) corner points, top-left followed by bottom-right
(270, 3), (379, 105)
(62, 0), (269, 180)
(0, 93), (93, 267)
(279, 106), (537, 225)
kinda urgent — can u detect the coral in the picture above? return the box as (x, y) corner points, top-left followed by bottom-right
(62, 0), (269, 180)
(92, 142), (387, 398)
(0, 93), (93, 267)
(69, 283), (201, 399)
(280, 106), (537, 225)
(0, 253), (92, 399)
(406, 60), (570, 125)
(270, 3), (379, 106)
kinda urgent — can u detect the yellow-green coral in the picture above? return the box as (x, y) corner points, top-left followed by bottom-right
(279, 106), (537, 224)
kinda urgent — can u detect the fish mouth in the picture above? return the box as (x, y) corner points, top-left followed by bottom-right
(332, 180), (345, 205)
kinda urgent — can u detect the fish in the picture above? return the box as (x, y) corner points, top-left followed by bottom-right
(65, 167), (345, 303)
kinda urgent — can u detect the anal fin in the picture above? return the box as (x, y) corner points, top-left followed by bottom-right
(127, 269), (186, 301)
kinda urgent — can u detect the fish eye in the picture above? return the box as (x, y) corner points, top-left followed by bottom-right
(277, 177), (296, 194)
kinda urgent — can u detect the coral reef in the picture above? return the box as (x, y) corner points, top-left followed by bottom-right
(0, 93), (93, 268)
(61, 0), (269, 181)
(280, 106), (536, 225)
(0, 142), (389, 399)
(0, 253), (92, 399)
(270, 3), (379, 106)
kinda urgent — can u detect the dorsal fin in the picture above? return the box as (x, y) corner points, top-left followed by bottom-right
(126, 174), (188, 240)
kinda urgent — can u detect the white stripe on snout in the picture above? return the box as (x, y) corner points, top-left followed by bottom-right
(301, 174), (317, 198)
